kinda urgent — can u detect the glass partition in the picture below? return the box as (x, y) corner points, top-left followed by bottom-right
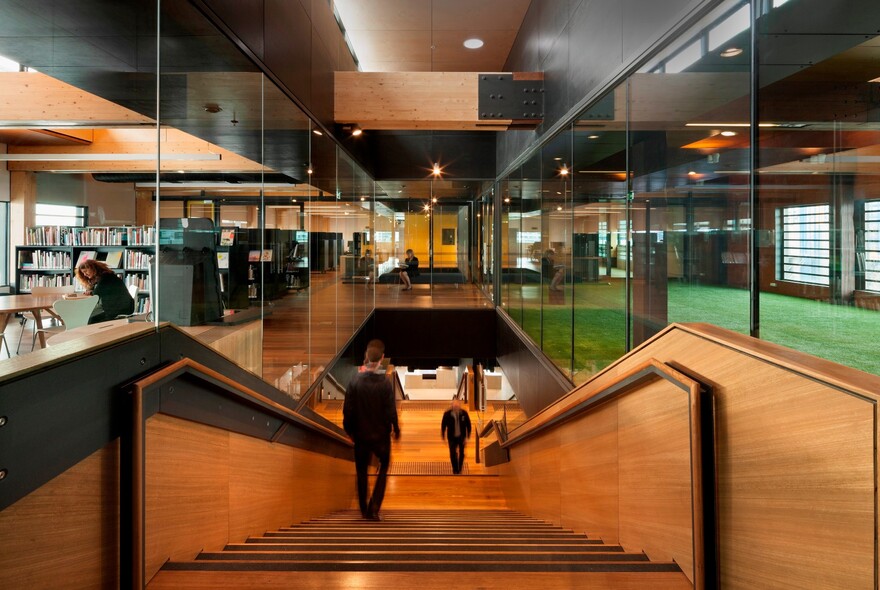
(572, 103), (629, 383)
(541, 131), (574, 376)
(520, 152), (543, 347)
(500, 170), (524, 326)
(755, 0), (880, 375)
(628, 0), (752, 346)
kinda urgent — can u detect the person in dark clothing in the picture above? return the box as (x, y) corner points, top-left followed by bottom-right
(342, 339), (400, 520)
(75, 259), (135, 323)
(399, 248), (419, 291)
(441, 399), (472, 474)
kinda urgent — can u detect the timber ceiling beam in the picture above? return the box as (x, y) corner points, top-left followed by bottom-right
(333, 71), (543, 131)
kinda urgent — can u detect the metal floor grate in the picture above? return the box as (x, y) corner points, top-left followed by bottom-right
(400, 401), (453, 412)
(491, 401), (521, 411)
(388, 461), (468, 475)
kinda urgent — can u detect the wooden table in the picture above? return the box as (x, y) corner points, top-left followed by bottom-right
(0, 294), (62, 350)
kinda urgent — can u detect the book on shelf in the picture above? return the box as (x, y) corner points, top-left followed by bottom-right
(216, 251), (230, 269)
(105, 250), (124, 268)
(76, 250), (97, 267)
(261, 249), (273, 262)
(248, 250), (261, 262)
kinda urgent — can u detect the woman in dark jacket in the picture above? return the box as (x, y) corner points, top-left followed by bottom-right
(75, 259), (134, 323)
(400, 248), (419, 291)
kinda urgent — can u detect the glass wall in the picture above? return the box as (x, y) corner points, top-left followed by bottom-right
(628, 0), (752, 342)
(498, 0), (880, 381)
(755, 0), (880, 375)
(0, 0), (384, 399)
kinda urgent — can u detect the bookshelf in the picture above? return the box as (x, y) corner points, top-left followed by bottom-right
(17, 225), (155, 313)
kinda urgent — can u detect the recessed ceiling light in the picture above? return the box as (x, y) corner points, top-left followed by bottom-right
(720, 130), (737, 137)
(720, 47), (743, 58)
(688, 171), (698, 176)
(351, 127), (363, 137)
(869, 76), (880, 83)
(463, 38), (484, 49)
(553, 157), (562, 161)
(312, 129), (323, 136)
(588, 135), (599, 139)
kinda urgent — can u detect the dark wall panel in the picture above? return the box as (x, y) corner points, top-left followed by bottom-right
(202, 0), (265, 60)
(310, 25), (336, 127)
(373, 309), (496, 361)
(500, 0), (713, 174)
(367, 132), (497, 180)
(495, 311), (572, 418)
(264, 0), (312, 113)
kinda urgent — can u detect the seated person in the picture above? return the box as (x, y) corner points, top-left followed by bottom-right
(359, 249), (375, 286)
(359, 249), (375, 275)
(541, 248), (565, 292)
(75, 259), (135, 323)
(399, 248), (419, 291)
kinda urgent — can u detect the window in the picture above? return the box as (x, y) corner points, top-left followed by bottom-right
(777, 204), (830, 286)
(35, 203), (87, 227)
(708, 4), (749, 51)
(865, 201), (880, 292)
(665, 39), (703, 73)
(516, 230), (541, 244)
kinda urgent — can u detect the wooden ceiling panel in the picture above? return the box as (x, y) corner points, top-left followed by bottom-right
(361, 61), (433, 72)
(430, 29), (518, 66)
(345, 29), (433, 63)
(333, 0), (431, 32)
(333, 0), (530, 72)
(432, 0), (531, 31)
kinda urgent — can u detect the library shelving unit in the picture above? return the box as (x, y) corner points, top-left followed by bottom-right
(17, 225), (155, 313)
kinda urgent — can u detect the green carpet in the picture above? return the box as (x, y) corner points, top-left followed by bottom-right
(507, 281), (880, 380)
(669, 283), (880, 376)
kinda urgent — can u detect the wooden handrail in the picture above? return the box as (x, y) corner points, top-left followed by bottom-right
(502, 358), (699, 446)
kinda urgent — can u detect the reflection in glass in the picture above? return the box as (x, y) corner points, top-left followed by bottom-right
(756, 0), (880, 376)
(629, 0), (751, 346)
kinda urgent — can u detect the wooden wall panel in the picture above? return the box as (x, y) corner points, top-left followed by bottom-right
(502, 324), (876, 590)
(617, 382), (693, 578)
(497, 444), (531, 515)
(615, 328), (876, 590)
(558, 405), (619, 542)
(146, 416), (230, 580)
(0, 442), (119, 589)
(145, 414), (355, 583)
(228, 432), (352, 540)
(524, 428), (562, 526)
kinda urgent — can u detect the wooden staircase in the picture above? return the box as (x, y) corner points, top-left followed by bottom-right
(148, 509), (692, 588)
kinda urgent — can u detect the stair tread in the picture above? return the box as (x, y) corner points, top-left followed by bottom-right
(163, 560), (681, 573)
(198, 551), (646, 562)
(160, 509), (682, 578)
(232, 542), (614, 551)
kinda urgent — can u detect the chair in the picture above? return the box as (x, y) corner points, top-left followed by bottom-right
(17, 285), (76, 353)
(34, 296), (99, 347)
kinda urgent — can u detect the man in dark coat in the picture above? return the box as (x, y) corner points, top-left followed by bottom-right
(343, 339), (400, 520)
(441, 398), (472, 474)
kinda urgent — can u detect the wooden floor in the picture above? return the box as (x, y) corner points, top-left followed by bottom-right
(261, 271), (492, 386)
